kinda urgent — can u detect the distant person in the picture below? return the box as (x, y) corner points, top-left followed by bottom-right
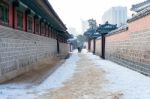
(78, 47), (81, 53)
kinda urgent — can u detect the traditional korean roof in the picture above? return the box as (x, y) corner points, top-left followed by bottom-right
(128, 0), (150, 23)
(19, 0), (71, 38)
(89, 30), (101, 39)
(97, 22), (117, 35)
(131, 0), (150, 12)
(84, 29), (101, 39)
(128, 5), (150, 23)
(84, 22), (117, 39)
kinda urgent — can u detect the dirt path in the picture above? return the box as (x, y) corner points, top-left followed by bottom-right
(36, 53), (123, 99)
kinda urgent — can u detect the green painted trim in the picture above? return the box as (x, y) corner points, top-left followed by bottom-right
(0, 2), (9, 23)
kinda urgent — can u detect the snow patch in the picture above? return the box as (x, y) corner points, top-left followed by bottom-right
(87, 53), (150, 99)
(37, 52), (79, 89)
(0, 51), (79, 99)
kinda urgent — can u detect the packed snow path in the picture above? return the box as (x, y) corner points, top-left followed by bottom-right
(1, 49), (150, 99)
(37, 51), (123, 99)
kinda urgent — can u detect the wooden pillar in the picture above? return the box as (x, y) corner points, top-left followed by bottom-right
(24, 11), (27, 32)
(51, 28), (53, 38)
(9, 3), (15, 28)
(39, 19), (42, 35)
(101, 35), (105, 59)
(54, 30), (56, 39)
(45, 24), (47, 36)
(70, 44), (72, 52)
(57, 34), (60, 54)
(14, 8), (17, 29)
(48, 26), (50, 37)
(32, 16), (36, 33)
(51, 27), (53, 38)
(43, 22), (45, 36)
(10, 1), (19, 28)
(24, 9), (30, 32)
(93, 38), (96, 54)
(88, 39), (91, 52)
(50, 27), (52, 37)
(52, 29), (54, 38)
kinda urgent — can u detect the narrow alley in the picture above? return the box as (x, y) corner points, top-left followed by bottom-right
(1, 50), (150, 99)
(0, 0), (149, 99)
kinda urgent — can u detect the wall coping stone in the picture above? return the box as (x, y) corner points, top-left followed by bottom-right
(128, 7), (150, 23)
(106, 25), (128, 37)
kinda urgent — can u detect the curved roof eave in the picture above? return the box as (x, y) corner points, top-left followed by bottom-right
(20, 0), (67, 32)
(43, 0), (67, 30)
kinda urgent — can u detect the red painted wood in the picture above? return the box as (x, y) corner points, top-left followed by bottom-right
(93, 38), (96, 54)
(24, 12), (27, 32)
(15, 9), (17, 29)
(9, 4), (13, 27)
(48, 27), (50, 37)
(44, 24), (46, 36)
(32, 16), (35, 33)
(88, 39), (91, 51)
(39, 20), (41, 35)
(9, 3), (15, 28)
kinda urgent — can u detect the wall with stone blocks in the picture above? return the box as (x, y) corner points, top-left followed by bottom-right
(0, 25), (69, 83)
(94, 15), (150, 75)
(59, 42), (70, 56)
(105, 15), (150, 75)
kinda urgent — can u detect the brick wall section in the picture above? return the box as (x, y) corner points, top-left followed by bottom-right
(0, 25), (69, 82)
(105, 15), (150, 75)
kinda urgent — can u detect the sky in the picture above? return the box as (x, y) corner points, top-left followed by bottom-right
(49, 0), (143, 34)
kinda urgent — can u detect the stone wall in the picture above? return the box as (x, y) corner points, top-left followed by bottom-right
(0, 25), (69, 82)
(59, 42), (70, 56)
(94, 15), (150, 75)
(105, 29), (150, 75)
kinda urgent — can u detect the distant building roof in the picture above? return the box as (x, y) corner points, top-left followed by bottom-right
(131, 0), (150, 12)
(128, 0), (150, 23)
(128, 6), (150, 23)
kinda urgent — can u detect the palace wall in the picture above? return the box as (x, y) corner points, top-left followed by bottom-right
(93, 15), (150, 75)
(0, 25), (69, 83)
(59, 42), (70, 57)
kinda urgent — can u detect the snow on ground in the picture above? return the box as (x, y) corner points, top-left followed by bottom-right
(0, 50), (79, 99)
(37, 51), (79, 89)
(1, 49), (150, 99)
(87, 52), (150, 99)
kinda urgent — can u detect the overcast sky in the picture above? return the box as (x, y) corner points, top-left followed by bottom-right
(49, 0), (143, 34)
